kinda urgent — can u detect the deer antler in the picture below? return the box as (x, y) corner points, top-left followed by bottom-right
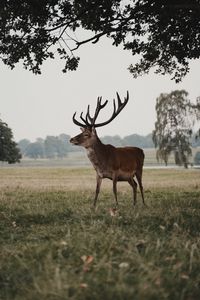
(72, 91), (129, 128)
(87, 97), (108, 126)
(94, 91), (129, 128)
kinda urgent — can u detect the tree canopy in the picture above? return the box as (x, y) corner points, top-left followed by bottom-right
(0, 0), (200, 81)
(0, 119), (21, 163)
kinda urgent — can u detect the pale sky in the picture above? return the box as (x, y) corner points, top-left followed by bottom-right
(0, 36), (200, 142)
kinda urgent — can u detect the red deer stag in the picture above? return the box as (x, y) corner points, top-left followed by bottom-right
(70, 92), (145, 207)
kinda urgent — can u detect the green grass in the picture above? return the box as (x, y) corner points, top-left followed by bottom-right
(0, 168), (200, 300)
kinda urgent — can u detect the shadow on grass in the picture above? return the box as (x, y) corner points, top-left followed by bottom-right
(15, 209), (73, 226)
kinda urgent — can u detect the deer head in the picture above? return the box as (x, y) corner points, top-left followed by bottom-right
(70, 91), (129, 147)
(70, 127), (98, 148)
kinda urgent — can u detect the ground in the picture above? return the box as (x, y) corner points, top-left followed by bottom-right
(0, 167), (200, 300)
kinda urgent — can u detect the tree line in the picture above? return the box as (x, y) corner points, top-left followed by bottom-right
(17, 133), (155, 159)
(18, 134), (72, 159)
(17, 130), (200, 162)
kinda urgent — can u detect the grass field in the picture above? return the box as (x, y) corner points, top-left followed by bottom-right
(0, 167), (200, 300)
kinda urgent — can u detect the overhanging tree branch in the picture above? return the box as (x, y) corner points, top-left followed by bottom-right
(0, 0), (200, 81)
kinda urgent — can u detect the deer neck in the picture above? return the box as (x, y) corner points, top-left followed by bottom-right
(86, 137), (104, 157)
(86, 137), (107, 173)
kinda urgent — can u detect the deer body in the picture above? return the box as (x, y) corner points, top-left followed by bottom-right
(87, 142), (143, 181)
(70, 92), (145, 207)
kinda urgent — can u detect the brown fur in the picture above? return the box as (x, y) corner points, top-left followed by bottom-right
(70, 127), (145, 207)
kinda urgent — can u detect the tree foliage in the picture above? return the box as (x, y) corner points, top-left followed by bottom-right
(194, 151), (200, 165)
(0, 0), (200, 81)
(17, 138), (31, 154)
(0, 119), (21, 163)
(25, 141), (45, 159)
(152, 90), (195, 168)
(193, 96), (200, 138)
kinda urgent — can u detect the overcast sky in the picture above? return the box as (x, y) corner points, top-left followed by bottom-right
(0, 36), (200, 142)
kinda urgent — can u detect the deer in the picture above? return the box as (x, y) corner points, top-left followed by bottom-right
(70, 91), (146, 208)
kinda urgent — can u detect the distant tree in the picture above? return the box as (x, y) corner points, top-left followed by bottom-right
(36, 137), (45, 144)
(155, 149), (169, 166)
(123, 134), (142, 147)
(193, 96), (200, 139)
(25, 142), (44, 159)
(0, 1), (200, 81)
(18, 139), (31, 155)
(144, 134), (154, 148)
(100, 133), (154, 148)
(0, 119), (21, 163)
(57, 134), (71, 157)
(101, 135), (123, 147)
(123, 133), (154, 148)
(44, 136), (58, 159)
(153, 90), (194, 168)
(43, 135), (68, 158)
(18, 134), (71, 159)
(191, 132), (200, 147)
(194, 151), (200, 165)
(196, 96), (200, 114)
(56, 139), (66, 158)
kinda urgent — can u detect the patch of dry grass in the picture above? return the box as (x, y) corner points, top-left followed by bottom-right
(0, 167), (199, 192)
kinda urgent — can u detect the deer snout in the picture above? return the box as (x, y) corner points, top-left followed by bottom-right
(70, 137), (79, 145)
(70, 137), (75, 144)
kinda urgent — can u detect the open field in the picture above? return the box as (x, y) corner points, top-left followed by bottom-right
(0, 167), (200, 300)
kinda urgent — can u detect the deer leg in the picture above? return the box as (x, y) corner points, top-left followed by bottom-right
(136, 173), (146, 206)
(112, 177), (118, 207)
(128, 177), (138, 206)
(93, 175), (102, 207)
